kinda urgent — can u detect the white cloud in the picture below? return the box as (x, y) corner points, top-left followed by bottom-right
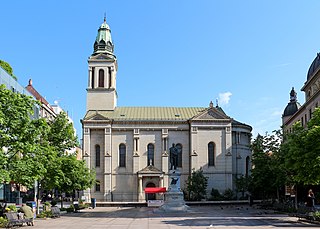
(218, 92), (232, 106)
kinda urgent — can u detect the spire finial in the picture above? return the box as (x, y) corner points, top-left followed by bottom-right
(290, 87), (297, 102)
(216, 99), (219, 107)
(104, 13), (106, 23)
(209, 101), (213, 108)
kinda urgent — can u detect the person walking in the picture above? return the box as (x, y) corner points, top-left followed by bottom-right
(306, 189), (315, 211)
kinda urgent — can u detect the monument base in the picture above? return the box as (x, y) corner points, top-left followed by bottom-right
(157, 191), (190, 212)
(156, 170), (190, 212)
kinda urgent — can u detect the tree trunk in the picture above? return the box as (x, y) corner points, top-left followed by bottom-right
(60, 194), (63, 208)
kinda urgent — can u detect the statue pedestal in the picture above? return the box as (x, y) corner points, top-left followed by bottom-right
(157, 170), (189, 212)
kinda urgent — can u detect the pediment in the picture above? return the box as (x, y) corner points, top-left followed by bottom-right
(191, 107), (230, 121)
(138, 165), (164, 174)
(90, 53), (115, 61)
(88, 113), (109, 121)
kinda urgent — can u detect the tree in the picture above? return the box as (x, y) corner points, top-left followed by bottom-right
(235, 175), (252, 198)
(250, 131), (286, 200)
(282, 107), (320, 185)
(0, 85), (46, 187)
(0, 60), (17, 80)
(47, 112), (78, 154)
(185, 168), (208, 201)
(58, 155), (95, 194)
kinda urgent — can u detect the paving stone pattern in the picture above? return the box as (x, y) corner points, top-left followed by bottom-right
(33, 206), (319, 229)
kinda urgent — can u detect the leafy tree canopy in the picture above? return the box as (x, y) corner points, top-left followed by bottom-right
(0, 60), (17, 80)
(282, 107), (320, 185)
(185, 168), (208, 201)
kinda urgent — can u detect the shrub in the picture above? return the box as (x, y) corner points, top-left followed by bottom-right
(37, 211), (53, 218)
(66, 205), (74, 213)
(209, 188), (223, 201)
(6, 205), (17, 212)
(0, 216), (8, 227)
(313, 211), (320, 221)
(223, 189), (235, 200)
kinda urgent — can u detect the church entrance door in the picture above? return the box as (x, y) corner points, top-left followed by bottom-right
(145, 182), (156, 200)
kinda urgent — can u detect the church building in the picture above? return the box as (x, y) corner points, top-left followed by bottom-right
(81, 18), (252, 202)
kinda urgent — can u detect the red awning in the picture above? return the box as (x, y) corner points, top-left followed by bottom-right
(144, 187), (167, 193)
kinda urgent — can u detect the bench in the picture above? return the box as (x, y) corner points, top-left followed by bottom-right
(4, 212), (33, 228)
(51, 206), (61, 218)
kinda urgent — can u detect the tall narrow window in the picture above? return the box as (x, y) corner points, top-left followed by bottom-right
(245, 156), (250, 177)
(147, 144), (154, 166)
(119, 144), (126, 167)
(99, 69), (104, 87)
(108, 67), (112, 88)
(95, 180), (101, 192)
(95, 145), (100, 167)
(91, 67), (95, 89)
(176, 143), (182, 168)
(309, 109), (312, 119)
(208, 142), (215, 166)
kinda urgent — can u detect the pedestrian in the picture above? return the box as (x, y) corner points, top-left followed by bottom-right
(306, 189), (315, 210)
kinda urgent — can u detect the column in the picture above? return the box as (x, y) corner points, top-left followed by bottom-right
(83, 127), (91, 202)
(88, 68), (92, 88)
(104, 127), (112, 201)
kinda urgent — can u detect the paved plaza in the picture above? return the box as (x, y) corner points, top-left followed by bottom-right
(31, 205), (319, 229)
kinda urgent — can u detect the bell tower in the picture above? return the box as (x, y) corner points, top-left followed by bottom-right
(86, 17), (117, 111)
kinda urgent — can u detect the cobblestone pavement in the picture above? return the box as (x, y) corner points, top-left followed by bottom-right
(32, 205), (320, 229)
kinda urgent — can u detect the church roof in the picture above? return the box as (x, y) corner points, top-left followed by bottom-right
(307, 53), (320, 81)
(83, 106), (227, 121)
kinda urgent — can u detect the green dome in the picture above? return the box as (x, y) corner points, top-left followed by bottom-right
(93, 17), (114, 56)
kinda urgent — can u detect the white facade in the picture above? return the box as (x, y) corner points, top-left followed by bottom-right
(82, 19), (252, 202)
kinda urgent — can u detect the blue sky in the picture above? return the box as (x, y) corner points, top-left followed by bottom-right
(1, 1), (320, 138)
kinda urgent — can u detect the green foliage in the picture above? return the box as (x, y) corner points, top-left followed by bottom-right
(209, 188), (223, 201)
(235, 175), (252, 198)
(56, 155), (95, 193)
(37, 210), (53, 218)
(185, 168), (208, 201)
(222, 188), (235, 200)
(0, 85), (94, 203)
(313, 211), (320, 221)
(250, 130), (286, 199)
(6, 205), (17, 212)
(282, 108), (320, 185)
(0, 60), (17, 80)
(0, 84), (45, 186)
(47, 112), (78, 154)
(0, 216), (8, 227)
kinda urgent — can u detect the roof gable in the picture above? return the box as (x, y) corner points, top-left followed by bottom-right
(85, 112), (109, 121)
(191, 107), (230, 121)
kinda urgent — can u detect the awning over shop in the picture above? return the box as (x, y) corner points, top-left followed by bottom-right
(144, 187), (166, 193)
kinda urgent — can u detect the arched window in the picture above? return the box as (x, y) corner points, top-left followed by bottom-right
(98, 69), (104, 87)
(95, 145), (100, 167)
(147, 143), (154, 166)
(95, 180), (101, 192)
(176, 143), (182, 168)
(208, 142), (215, 166)
(91, 67), (95, 89)
(246, 156), (250, 177)
(108, 67), (112, 88)
(119, 144), (126, 167)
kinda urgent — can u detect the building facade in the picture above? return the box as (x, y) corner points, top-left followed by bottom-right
(82, 19), (252, 202)
(282, 53), (320, 130)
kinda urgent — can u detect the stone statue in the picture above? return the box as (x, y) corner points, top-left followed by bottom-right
(169, 143), (178, 170)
